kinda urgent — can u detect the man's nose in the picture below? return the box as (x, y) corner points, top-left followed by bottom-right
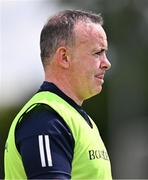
(101, 55), (111, 70)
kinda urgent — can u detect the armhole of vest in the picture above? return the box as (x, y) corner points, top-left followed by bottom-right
(14, 103), (39, 155)
(18, 103), (38, 124)
(15, 102), (75, 155)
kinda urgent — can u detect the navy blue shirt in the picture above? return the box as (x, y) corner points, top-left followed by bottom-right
(15, 81), (92, 179)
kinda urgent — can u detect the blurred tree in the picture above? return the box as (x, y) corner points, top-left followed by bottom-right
(1, 0), (148, 178)
(59, 0), (148, 178)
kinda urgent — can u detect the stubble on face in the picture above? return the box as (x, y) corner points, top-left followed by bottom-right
(68, 21), (108, 102)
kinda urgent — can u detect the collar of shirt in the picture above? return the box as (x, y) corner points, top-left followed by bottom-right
(38, 81), (82, 109)
(38, 81), (93, 128)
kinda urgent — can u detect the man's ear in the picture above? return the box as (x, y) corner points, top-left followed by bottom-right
(55, 47), (70, 68)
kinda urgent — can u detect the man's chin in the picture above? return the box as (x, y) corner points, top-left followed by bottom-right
(86, 86), (102, 100)
(96, 85), (102, 94)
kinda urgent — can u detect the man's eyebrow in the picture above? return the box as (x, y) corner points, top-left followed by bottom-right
(100, 48), (108, 52)
(93, 48), (108, 52)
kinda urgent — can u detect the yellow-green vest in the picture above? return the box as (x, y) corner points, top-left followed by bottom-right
(5, 91), (112, 179)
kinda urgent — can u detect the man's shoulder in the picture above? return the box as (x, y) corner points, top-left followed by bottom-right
(15, 103), (72, 141)
(14, 103), (74, 179)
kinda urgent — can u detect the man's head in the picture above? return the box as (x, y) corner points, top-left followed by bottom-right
(40, 10), (103, 66)
(40, 10), (111, 104)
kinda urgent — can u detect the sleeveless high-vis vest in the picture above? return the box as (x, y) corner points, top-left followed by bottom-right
(5, 91), (112, 179)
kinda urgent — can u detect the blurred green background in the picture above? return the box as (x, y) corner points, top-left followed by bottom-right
(1, 0), (148, 179)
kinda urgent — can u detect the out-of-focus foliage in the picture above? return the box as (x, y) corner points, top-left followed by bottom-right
(60, 0), (148, 178)
(1, 0), (148, 179)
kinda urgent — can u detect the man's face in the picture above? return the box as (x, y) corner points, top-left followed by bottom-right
(68, 22), (111, 101)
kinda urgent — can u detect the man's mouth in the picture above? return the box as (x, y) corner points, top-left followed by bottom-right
(95, 74), (105, 84)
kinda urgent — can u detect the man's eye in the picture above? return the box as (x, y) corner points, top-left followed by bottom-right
(95, 50), (107, 56)
(95, 52), (102, 55)
(95, 51), (103, 56)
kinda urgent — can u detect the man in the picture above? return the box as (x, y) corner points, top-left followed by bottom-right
(4, 10), (112, 179)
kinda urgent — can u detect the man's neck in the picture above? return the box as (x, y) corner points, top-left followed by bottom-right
(45, 75), (83, 106)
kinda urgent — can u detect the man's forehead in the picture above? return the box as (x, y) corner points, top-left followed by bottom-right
(74, 21), (107, 47)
